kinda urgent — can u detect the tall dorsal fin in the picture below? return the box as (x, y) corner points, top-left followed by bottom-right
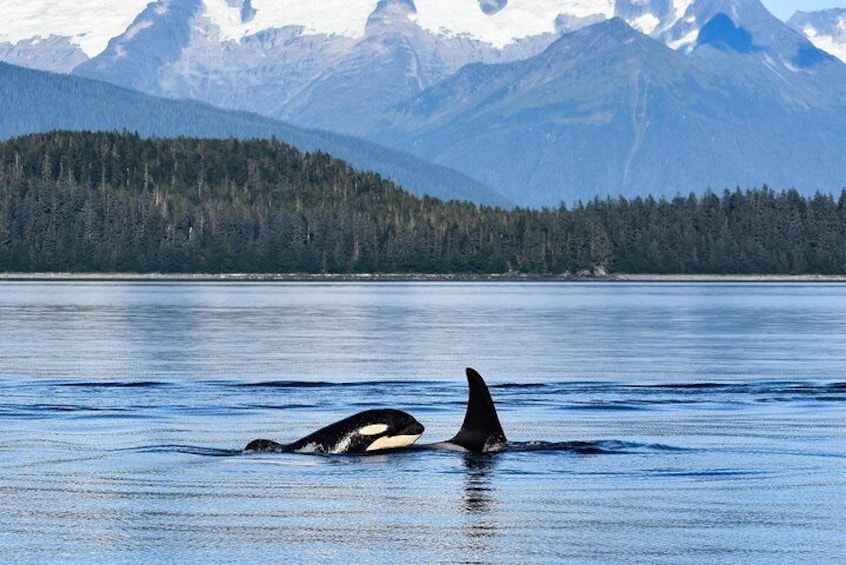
(448, 367), (507, 452)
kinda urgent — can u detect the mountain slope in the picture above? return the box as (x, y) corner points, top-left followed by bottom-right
(371, 17), (846, 206)
(0, 61), (507, 205)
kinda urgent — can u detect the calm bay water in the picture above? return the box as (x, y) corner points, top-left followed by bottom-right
(1, 281), (844, 563)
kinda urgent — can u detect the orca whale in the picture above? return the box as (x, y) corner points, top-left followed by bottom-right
(243, 369), (643, 457)
(244, 408), (425, 454)
(421, 367), (508, 453)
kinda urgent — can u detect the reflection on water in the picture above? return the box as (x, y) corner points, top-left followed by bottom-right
(463, 453), (497, 515)
(462, 453), (499, 555)
(2, 281), (846, 383)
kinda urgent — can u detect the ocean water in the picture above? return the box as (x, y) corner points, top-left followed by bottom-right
(0, 281), (844, 564)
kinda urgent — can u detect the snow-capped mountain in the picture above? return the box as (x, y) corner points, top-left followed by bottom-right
(0, 1), (689, 58)
(7, 0), (814, 66)
(80, 0), (781, 131)
(0, 0), (149, 72)
(3, 1), (842, 127)
(70, 0), (593, 132)
(1, 0), (748, 132)
(788, 8), (846, 63)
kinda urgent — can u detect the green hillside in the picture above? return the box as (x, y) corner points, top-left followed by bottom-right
(1, 131), (845, 274)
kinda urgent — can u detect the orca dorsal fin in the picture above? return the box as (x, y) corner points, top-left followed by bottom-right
(448, 367), (507, 452)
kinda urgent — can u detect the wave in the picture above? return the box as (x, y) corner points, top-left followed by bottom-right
(59, 381), (172, 389)
(123, 444), (243, 457)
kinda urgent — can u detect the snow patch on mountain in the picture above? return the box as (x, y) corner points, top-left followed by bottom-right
(673, 0), (694, 17)
(203, 0), (374, 42)
(410, 0), (613, 48)
(801, 27), (846, 63)
(630, 13), (661, 35)
(789, 9), (846, 63)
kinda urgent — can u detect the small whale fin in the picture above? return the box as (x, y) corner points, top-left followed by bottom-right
(448, 367), (507, 452)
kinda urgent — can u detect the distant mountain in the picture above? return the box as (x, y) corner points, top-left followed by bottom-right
(3, 0), (759, 135)
(788, 8), (846, 63)
(2, 0), (846, 206)
(0, 61), (507, 206)
(0, 35), (87, 74)
(0, 0), (149, 72)
(70, 0), (555, 135)
(370, 15), (846, 206)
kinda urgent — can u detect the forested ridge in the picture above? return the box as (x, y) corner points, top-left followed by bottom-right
(1, 131), (845, 274)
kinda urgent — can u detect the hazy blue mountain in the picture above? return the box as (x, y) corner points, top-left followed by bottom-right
(369, 14), (846, 206)
(0, 62), (507, 206)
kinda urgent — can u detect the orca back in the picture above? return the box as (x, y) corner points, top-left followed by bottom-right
(244, 438), (289, 452)
(245, 409), (424, 454)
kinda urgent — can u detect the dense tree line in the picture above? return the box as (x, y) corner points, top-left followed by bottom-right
(1, 131), (845, 274)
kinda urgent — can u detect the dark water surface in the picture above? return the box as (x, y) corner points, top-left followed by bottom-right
(1, 282), (844, 563)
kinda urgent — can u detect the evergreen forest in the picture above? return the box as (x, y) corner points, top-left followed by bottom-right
(1, 131), (845, 275)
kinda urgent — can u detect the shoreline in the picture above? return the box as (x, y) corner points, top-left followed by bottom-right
(2, 272), (846, 283)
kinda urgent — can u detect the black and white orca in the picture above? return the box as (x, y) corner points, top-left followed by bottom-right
(244, 369), (656, 457)
(421, 367), (508, 453)
(244, 408), (425, 454)
(244, 368), (504, 455)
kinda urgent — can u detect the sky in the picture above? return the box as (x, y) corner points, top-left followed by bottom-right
(761, 0), (846, 20)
